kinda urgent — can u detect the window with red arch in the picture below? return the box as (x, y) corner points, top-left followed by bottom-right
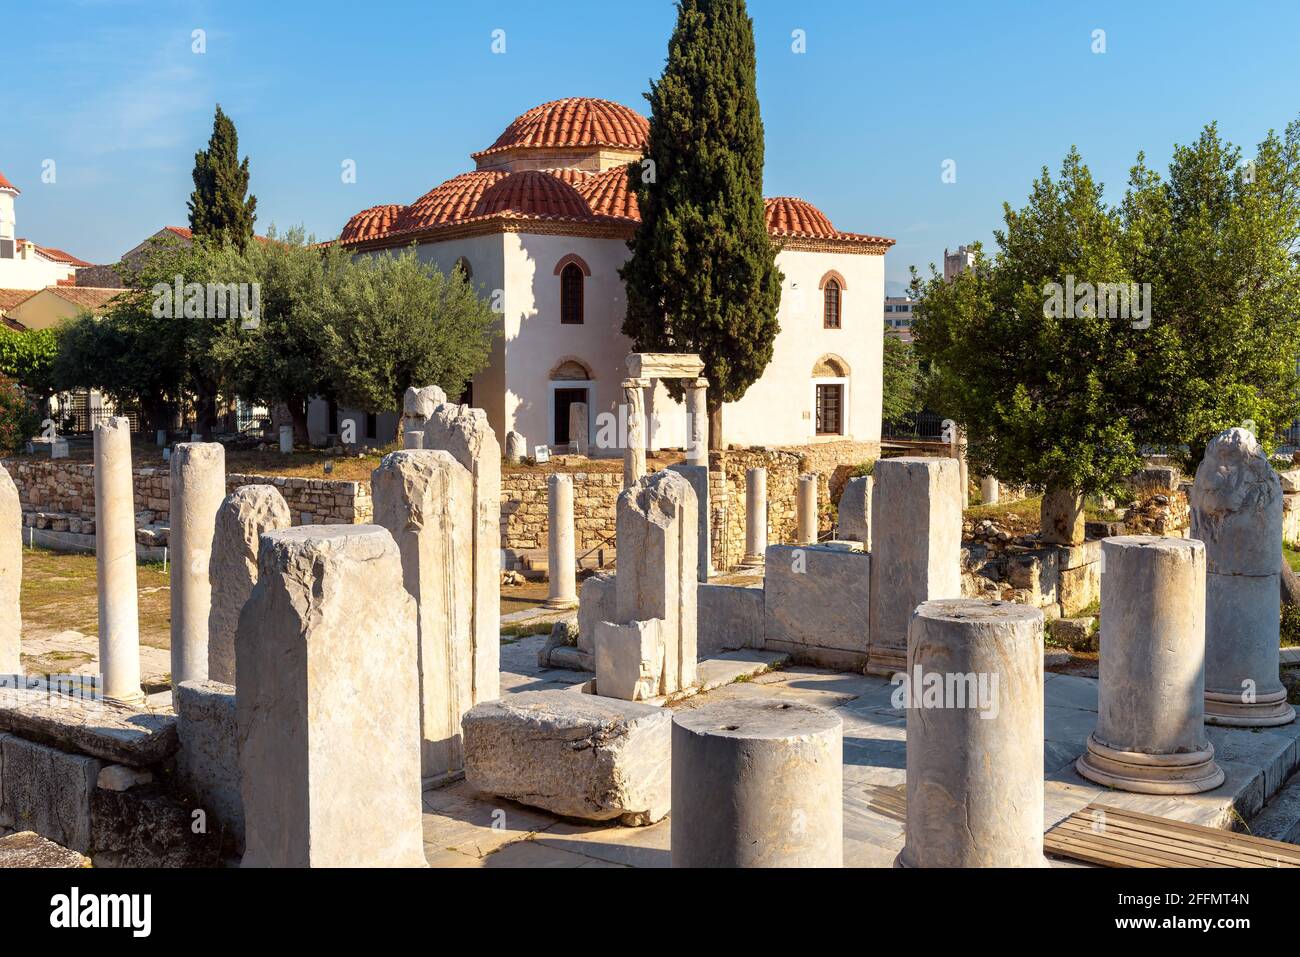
(823, 279), (842, 329)
(560, 262), (584, 324)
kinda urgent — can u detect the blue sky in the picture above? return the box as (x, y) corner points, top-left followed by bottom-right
(5, 0), (1299, 292)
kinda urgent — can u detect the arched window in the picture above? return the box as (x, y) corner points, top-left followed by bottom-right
(823, 279), (842, 329)
(453, 256), (472, 281)
(560, 263), (584, 325)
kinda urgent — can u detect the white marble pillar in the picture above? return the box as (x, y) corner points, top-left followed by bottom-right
(278, 424), (293, 454)
(685, 378), (709, 468)
(979, 475), (999, 506)
(838, 475), (872, 548)
(236, 525), (425, 867)
(796, 474), (818, 545)
(741, 467), (767, 566)
(170, 442), (226, 688)
(672, 699), (842, 867)
(0, 466), (21, 677)
(897, 599), (1047, 867)
(372, 450), (474, 783)
(1076, 536), (1224, 794)
(622, 378), (648, 490)
(93, 417), (142, 703)
(545, 473), (578, 609)
(866, 457), (962, 676)
(1191, 428), (1295, 726)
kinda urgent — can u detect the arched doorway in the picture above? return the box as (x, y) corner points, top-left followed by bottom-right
(812, 355), (850, 437)
(549, 358), (592, 449)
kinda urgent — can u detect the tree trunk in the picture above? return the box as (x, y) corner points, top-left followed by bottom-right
(708, 403), (723, 451)
(289, 398), (310, 447)
(194, 384), (218, 440)
(1040, 485), (1086, 545)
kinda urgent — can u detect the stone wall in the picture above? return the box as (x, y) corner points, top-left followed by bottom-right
(501, 470), (622, 557)
(1, 459), (370, 533)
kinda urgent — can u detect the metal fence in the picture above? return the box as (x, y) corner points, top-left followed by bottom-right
(57, 393), (139, 434)
(882, 410), (947, 442)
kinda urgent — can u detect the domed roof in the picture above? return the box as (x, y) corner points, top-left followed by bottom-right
(576, 166), (640, 220)
(393, 171), (508, 233)
(474, 170), (590, 219)
(339, 204), (404, 243)
(0, 170), (19, 193)
(764, 196), (836, 238)
(472, 98), (649, 159)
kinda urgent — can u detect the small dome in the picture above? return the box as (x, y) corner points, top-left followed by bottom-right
(339, 204), (403, 242)
(473, 170), (590, 219)
(473, 98), (649, 159)
(764, 197), (836, 238)
(393, 171), (508, 233)
(577, 166), (640, 220)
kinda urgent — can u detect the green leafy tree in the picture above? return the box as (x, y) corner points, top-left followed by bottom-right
(0, 327), (60, 399)
(0, 376), (41, 453)
(620, 0), (781, 446)
(880, 329), (923, 423)
(188, 105), (257, 251)
(209, 226), (346, 443)
(913, 150), (1144, 542)
(324, 248), (497, 437)
(1119, 121), (1300, 466)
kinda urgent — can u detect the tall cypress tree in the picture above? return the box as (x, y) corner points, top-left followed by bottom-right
(620, 0), (782, 446)
(188, 105), (257, 250)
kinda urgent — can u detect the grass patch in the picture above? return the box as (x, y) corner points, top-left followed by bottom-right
(1285, 544), (1300, 573)
(500, 620), (556, 640)
(21, 545), (170, 647)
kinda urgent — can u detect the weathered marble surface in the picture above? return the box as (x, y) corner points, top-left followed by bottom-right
(763, 544), (870, 667)
(462, 690), (671, 826)
(0, 687), (177, 766)
(838, 475), (872, 548)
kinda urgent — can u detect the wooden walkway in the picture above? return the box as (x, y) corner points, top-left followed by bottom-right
(1045, 803), (1300, 868)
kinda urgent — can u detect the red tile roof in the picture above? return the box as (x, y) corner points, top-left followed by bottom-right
(0, 171), (19, 193)
(34, 245), (92, 267)
(472, 98), (649, 160)
(339, 204), (404, 243)
(43, 286), (124, 311)
(765, 196), (895, 247)
(577, 166), (640, 220)
(0, 289), (36, 312)
(394, 171), (506, 233)
(165, 225), (193, 240)
(476, 170), (590, 219)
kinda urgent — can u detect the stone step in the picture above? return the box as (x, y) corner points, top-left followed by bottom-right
(1249, 767), (1300, 845)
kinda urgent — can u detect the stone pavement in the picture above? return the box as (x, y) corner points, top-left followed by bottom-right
(421, 632), (1300, 867)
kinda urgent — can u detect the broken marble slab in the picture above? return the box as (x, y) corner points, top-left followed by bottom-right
(462, 690), (670, 826)
(0, 686), (177, 767)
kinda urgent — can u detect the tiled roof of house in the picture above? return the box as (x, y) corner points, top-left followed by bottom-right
(34, 245), (92, 267)
(0, 289), (36, 312)
(340, 99), (892, 253)
(471, 97), (649, 159)
(43, 286), (124, 311)
(0, 171), (19, 193)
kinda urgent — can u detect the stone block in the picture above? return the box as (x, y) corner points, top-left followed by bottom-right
(0, 831), (89, 868)
(697, 581), (765, 656)
(175, 680), (243, 856)
(90, 784), (222, 867)
(594, 619), (663, 701)
(462, 690), (671, 826)
(1048, 616), (1097, 651)
(577, 572), (617, 652)
(837, 475), (872, 547)
(236, 525), (425, 867)
(764, 544), (870, 668)
(0, 733), (101, 853)
(1058, 560), (1100, 616)
(0, 686), (177, 767)
(1280, 469), (1300, 494)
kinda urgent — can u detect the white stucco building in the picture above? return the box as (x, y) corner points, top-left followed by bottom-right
(0, 169), (87, 292)
(337, 98), (893, 453)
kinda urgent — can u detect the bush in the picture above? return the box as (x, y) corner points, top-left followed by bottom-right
(0, 376), (43, 454)
(1282, 603), (1300, 647)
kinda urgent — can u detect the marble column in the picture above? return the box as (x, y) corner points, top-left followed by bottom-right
(1076, 536), (1224, 794)
(1191, 428), (1295, 726)
(897, 599), (1047, 867)
(866, 457), (962, 676)
(979, 475), (999, 506)
(838, 475), (872, 548)
(236, 525), (425, 867)
(741, 467), (767, 566)
(672, 699), (842, 867)
(372, 450), (474, 783)
(796, 474), (818, 545)
(207, 485), (290, 685)
(93, 417), (142, 703)
(545, 473), (578, 609)
(685, 378), (709, 468)
(170, 442), (226, 688)
(0, 465), (20, 677)
(622, 378), (648, 489)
